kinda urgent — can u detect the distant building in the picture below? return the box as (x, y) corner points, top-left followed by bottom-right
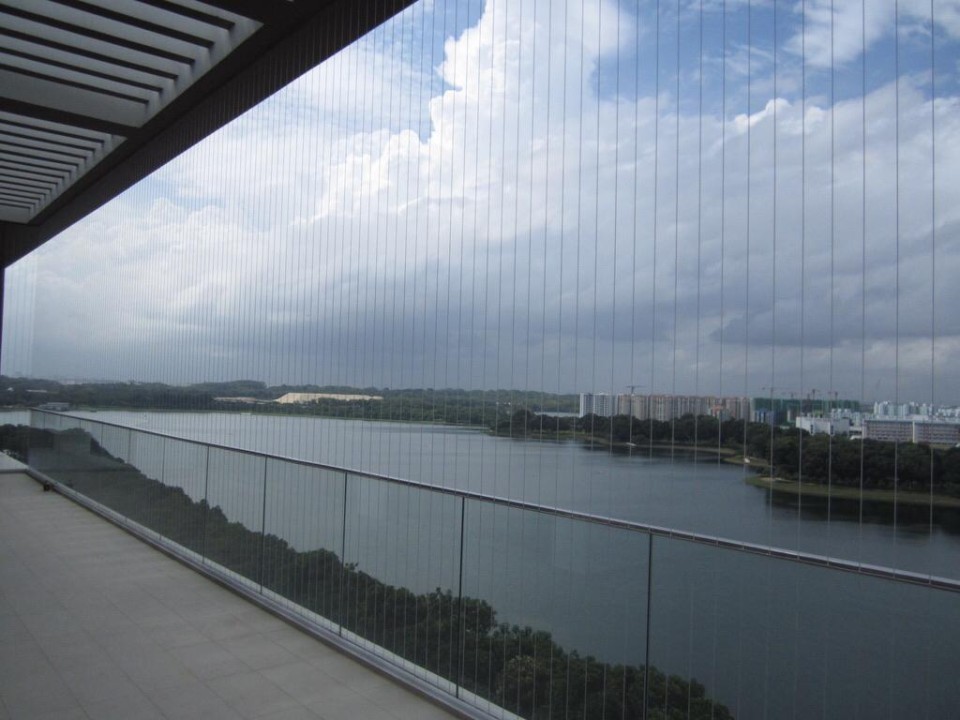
(752, 395), (860, 422)
(796, 416), (851, 436)
(36, 402), (69, 411)
(579, 393), (616, 417)
(752, 409), (778, 426)
(710, 396), (750, 421)
(274, 392), (383, 404)
(863, 419), (914, 443)
(863, 418), (960, 445)
(913, 421), (960, 445)
(580, 392), (750, 421)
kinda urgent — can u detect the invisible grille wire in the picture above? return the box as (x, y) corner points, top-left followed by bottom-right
(0, 0), (957, 716)
(895, 0), (901, 569)
(744, 0), (752, 473)
(929, 0), (937, 550)
(859, 0), (867, 565)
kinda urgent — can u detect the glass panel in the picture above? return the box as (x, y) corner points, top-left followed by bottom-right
(461, 501), (649, 719)
(99, 423), (130, 462)
(261, 459), (346, 624)
(647, 536), (960, 719)
(159, 438), (207, 555)
(128, 431), (165, 484)
(162, 437), (206, 501)
(26, 424), (95, 491)
(204, 448), (266, 584)
(81, 425), (131, 513)
(342, 474), (461, 685)
(126, 432), (166, 534)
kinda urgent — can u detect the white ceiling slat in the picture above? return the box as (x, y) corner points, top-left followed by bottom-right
(0, 0), (262, 224)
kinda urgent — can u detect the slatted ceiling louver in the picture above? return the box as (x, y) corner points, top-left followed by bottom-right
(0, 0), (260, 223)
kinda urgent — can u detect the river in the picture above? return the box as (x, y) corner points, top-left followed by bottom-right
(67, 409), (960, 579)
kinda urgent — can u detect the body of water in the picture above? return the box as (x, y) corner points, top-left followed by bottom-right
(70, 409), (960, 579)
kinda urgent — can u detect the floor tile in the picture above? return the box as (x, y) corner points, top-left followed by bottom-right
(207, 670), (300, 719)
(0, 473), (455, 720)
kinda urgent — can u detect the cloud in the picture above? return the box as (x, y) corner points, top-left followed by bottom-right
(789, 0), (960, 69)
(3, 0), (959, 404)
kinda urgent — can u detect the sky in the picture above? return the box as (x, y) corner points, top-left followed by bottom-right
(3, 0), (960, 405)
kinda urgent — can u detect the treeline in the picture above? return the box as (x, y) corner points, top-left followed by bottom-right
(250, 387), (576, 426)
(0, 376), (578, 424)
(498, 410), (960, 497)
(17, 425), (731, 720)
(770, 435), (960, 496)
(0, 377), (221, 409)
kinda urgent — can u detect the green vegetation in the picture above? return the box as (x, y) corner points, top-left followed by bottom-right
(498, 411), (960, 499)
(766, 433), (960, 498)
(13, 424), (731, 720)
(0, 376), (577, 426)
(745, 476), (960, 509)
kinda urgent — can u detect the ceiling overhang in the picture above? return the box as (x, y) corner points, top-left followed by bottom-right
(0, 0), (417, 267)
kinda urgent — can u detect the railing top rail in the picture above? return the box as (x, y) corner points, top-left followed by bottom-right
(30, 408), (960, 593)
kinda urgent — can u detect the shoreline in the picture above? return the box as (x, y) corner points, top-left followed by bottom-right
(745, 475), (960, 509)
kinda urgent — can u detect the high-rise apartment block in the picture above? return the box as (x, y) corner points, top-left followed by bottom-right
(579, 393), (750, 421)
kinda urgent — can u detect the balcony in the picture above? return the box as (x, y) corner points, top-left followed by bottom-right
(0, 463), (456, 720)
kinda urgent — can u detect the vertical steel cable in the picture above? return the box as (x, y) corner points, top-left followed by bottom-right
(827, 0), (837, 535)
(542, 1), (559, 712)
(481, 0), (496, 700)
(449, 0), (469, 689)
(608, 0), (622, 510)
(928, 0), (936, 563)
(743, 0), (752, 466)
(893, 0), (901, 568)
(770, 0), (779, 495)
(710, 1), (727, 709)
(798, 0), (807, 539)
(440, 0), (458, 684)
(853, 3), (869, 712)
(763, 13), (780, 720)
(369, 2), (388, 650)
(491, 0), (511, 701)
(923, 3), (937, 708)
(718, 0), (727, 463)
(628, 0), (641, 471)
(670, 0), (680, 465)
(574, 0), (585, 500)
(694, 0), (704, 461)
(410, 0), (429, 666)
(421, 0), (439, 664)
(468, 0), (485, 697)
(857, 0), (867, 566)
(649, 0), (661, 460)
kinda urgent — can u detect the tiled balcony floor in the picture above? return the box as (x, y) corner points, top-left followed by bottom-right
(0, 471), (456, 720)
